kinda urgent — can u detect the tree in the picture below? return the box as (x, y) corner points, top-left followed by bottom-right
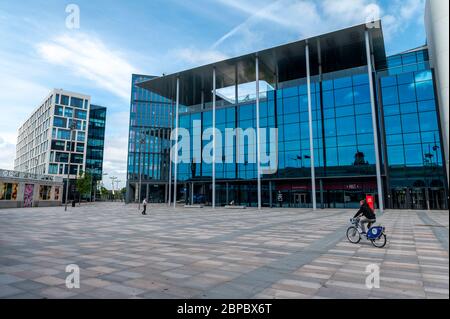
(99, 187), (112, 201)
(76, 170), (92, 203)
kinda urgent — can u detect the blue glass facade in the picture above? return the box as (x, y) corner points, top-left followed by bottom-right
(127, 29), (448, 210)
(86, 105), (106, 181)
(378, 48), (447, 209)
(126, 74), (173, 203)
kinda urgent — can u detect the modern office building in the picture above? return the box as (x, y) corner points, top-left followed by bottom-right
(14, 89), (107, 202)
(127, 19), (448, 210)
(126, 74), (173, 203)
(86, 104), (107, 198)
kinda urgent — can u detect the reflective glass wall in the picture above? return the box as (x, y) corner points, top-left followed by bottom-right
(127, 74), (173, 202)
(378, 48), (448, 210)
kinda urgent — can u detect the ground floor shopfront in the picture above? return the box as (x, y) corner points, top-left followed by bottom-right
(127, 177), (449, 210)
(0, 169), (63, 209)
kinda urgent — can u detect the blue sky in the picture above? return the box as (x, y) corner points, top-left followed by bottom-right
(0, 0), (428, 189)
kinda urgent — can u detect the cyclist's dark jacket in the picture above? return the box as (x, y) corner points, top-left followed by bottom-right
(354, 203), (376, 219)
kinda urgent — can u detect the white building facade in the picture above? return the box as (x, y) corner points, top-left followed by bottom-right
(425, 0), (450, 186)
(14, 89), (91, 180)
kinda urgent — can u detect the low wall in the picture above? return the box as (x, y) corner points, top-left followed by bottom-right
(0, 200), (62, 209)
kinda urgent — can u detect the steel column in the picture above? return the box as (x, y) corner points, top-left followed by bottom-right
(173, 77), (180, 208)
(255, 55), (262, 210)
(212, 67), (216, 208)
(365, 30), (384, 213)
(305, 42), (317, 210)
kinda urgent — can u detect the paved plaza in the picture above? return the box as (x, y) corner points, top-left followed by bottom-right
(0, 203), (448, 299)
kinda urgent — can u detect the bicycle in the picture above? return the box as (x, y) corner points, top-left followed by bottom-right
(346, 217), (387, 248)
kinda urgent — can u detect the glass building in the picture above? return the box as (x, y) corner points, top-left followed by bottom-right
(127, 23), (448, 210)
(126, 74), (173, 203)
(86, 104), (107, 198)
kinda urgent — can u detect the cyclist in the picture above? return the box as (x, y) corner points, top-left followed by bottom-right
(353, 199), (376, 234)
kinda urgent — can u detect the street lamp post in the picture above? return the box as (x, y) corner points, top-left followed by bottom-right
(65, 121), (77, 212)
(110, 176), (117, 201)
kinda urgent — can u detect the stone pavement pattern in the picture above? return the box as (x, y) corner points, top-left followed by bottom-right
(0, 203), (448, 299)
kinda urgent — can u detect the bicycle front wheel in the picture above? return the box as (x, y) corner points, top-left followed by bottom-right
(346, 226), (361, 244)
(371, 234), (387, 248)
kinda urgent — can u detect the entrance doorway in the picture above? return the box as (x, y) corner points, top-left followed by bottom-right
(293, 193), (308, 208)
(391, 187), (448, 210)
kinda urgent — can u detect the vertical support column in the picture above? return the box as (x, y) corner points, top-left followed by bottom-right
(191, 182), (194, 206)
(255, 55), (262, 210)
(168, 112), (173, 206)
(173, 77), (180, 208)
(320, 179), (324, 209)
(212, 67), (216, 209)
(306, 41), (317, 211)
(365, 30), (384, 213)
(226, 182), (229, 205)
(269, 181), (273, 208)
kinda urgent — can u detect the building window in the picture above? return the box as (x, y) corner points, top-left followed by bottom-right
(71, 154), (84, 164)
(57, 129), (71, 140)
(54, 187), (60, 200)
(76, 143), (85, 153)
(39, 185), (51, 200)
(61, 95), (70, 105)
(75, 109), (87, 120)
(51, 140), (66, 151)
(55, 152), (69, 163)
(68, 119), (82, 130)
(70, 97), (84, 108)
(54, 105), (63, 116)
(77, 131), (85, 142)
(0, 183), (18, 200)
(64, 107), (74, 118)
(53, 117), (67, 128)
(49, 164), (58, 174)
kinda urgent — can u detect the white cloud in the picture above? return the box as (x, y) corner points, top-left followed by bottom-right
(212, 0), (426, 54)
(0, 136), (16, 170)
(37, 33), (139, 101)
(0, 65), (50, 169)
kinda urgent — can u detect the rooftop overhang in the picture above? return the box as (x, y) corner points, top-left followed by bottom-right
(138, 22), (386, 106)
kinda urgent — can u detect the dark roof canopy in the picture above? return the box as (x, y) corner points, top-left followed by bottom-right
(138, 22), (386, 106)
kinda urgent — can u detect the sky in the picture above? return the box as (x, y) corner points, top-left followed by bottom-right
(0, 0), (428, 189)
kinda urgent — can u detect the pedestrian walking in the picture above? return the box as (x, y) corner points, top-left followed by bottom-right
(277, 191), (283, 208)
(142, 198), (148, 215)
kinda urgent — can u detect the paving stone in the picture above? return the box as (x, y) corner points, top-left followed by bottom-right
(0, 203), (448, 299)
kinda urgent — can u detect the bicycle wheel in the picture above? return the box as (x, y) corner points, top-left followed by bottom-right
(346, 226), (361, 244)
(371, 234), (387, 248)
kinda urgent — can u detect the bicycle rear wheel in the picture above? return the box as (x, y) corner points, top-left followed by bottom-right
(371, 234), (387, 248)
(346, 226), (361, 244)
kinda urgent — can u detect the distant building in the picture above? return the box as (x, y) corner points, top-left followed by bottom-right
(14, 89), (106, 202)
(126, 75), (173, 203)
(86, 104), (107, 198)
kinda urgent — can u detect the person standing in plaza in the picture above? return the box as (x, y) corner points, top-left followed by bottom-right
(142, 198), (148, 215)
(277, 191), (283, 208)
